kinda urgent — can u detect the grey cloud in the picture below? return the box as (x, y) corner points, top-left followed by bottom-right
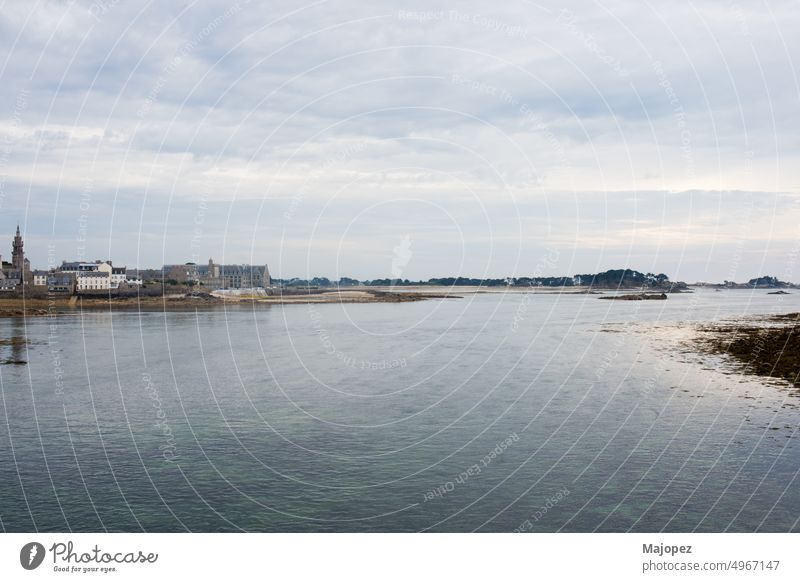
(2, 0), (799, 281)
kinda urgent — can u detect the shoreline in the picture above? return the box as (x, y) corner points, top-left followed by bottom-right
(0, 285), (785, 318)
(694, 312), (800, 388)
(0, 289), (462, 317)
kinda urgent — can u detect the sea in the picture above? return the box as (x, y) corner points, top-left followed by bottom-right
(1, 288), (798, 532)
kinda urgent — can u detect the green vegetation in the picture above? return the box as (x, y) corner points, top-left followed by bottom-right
(273, 268), (683, 289)
(748, 276), (790, 288)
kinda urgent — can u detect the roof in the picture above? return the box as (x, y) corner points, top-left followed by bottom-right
(78, 271), (110, 278)
(61, 262), (100, 270)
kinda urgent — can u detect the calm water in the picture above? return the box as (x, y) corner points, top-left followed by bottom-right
(1, 289), (799, 532)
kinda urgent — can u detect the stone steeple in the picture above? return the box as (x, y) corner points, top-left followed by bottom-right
(12, 224), (24, 271)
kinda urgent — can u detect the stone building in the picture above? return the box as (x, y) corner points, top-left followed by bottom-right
(32, 270), (49, 286)
(0, 225), (32, 289)
(46, 273), (76, 293)
(162, 258), (271, 290)
(58, 260), (128, 291)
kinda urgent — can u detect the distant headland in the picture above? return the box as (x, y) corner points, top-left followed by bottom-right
(276, 269), (796, 292)
(0, 226), (795, 316)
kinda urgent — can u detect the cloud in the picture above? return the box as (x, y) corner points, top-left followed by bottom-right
(1, 0), (799, 281)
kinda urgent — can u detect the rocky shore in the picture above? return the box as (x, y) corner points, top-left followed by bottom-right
(695, 312), (800, 387)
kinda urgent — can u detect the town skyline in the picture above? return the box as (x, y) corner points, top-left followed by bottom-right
(2, 222), (796, 288)
(4, 187), (799, 284)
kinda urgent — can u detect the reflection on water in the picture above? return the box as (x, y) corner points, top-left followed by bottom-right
(0, 289), (799, 532)
(0, 318), (27, 365)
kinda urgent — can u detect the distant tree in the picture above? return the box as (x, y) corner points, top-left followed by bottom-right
(748, 276), (785, 288)
(286, 278), (311, 287)
(572, 269), (669, 289)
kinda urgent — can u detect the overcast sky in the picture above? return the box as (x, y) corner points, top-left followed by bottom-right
(1, 0), (799, 281)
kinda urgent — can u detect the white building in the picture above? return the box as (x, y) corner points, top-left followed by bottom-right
(59, 261), (110, 274)
(58, 261), (115, 291)
(76, 271), (111, 291)
(110, 266), (127, 288)
(33, 270), (49, 286)
(60, 260), (129, 290)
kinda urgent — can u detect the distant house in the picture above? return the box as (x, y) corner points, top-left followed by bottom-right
(110, 266), (127, 288)
(127, 268), (162, 283)
(33, 270), (49, 286)
(0, 277), (20, 291)
(59, 260), (127, 291)
(47, 273), (75, 293)
(0, 269), (24, 290)
(76, 271), (111, 291)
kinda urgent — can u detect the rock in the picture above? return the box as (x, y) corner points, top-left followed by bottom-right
(598, 293), (667, 301)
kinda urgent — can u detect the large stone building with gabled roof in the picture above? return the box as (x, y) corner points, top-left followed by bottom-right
(162, 258), (271, 290)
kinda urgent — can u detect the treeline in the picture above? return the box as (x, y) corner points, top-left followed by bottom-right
(274, 269), (682, 289)
(747, 276), (791, 288)
(573, 269), (670, 288)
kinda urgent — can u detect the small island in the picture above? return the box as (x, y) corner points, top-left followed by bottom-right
(599, 293), (668, 301)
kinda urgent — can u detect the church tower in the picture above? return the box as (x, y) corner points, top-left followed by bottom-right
(208, 257), (220, 279)
(12, 225), (24, 270)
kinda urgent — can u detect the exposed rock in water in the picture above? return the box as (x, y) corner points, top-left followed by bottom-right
(0, 359), (27, 365)
(694, 318), (800, 387)
(598, 293), (667, 301)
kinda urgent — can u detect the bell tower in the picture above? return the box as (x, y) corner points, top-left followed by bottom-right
(12, 225), (24, 270)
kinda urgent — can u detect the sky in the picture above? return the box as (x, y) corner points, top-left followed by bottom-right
(1, 0), (799, 282)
